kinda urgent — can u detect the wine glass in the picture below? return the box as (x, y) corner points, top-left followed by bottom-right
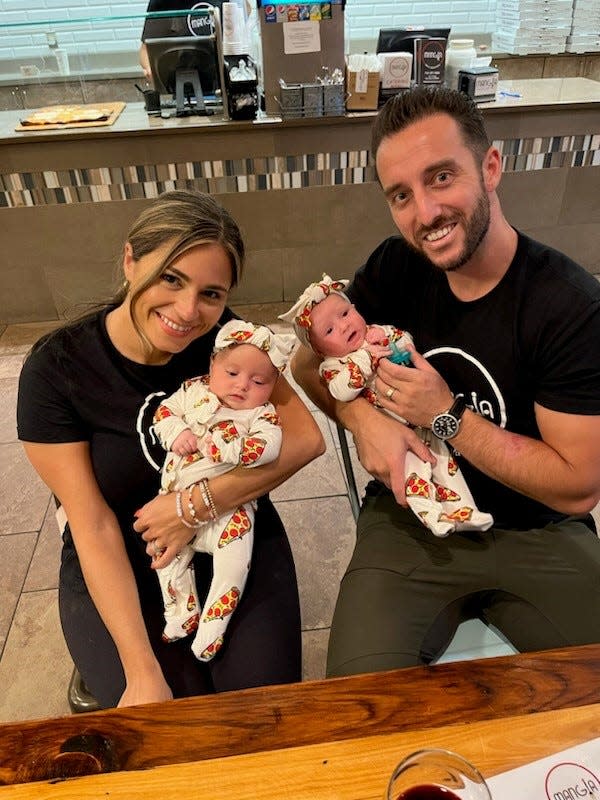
(386, 748), (492, 800)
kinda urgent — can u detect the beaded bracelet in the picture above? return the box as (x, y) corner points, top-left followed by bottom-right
(199, 478), (218, 521)
(187, 486), (207, 527)
(176, 490), (198, 530)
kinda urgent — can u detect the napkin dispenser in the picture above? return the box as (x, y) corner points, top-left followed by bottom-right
(458, 65), (498, 102)
(223, 55), (259, 120)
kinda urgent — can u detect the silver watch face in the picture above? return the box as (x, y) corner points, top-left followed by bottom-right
(432, 413), (460, 440)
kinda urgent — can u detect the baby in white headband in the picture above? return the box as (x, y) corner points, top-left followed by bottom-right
(281, 275), (493, 538)
(152, 319), (295, 661)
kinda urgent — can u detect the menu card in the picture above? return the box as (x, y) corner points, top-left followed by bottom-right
(487, 737), (600, 798)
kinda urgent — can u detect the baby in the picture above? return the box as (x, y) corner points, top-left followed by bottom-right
(281, 274), (493, 537)
(152, 319), (295, 661)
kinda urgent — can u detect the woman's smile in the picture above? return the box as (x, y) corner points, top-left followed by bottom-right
(156, 311), (196, 336)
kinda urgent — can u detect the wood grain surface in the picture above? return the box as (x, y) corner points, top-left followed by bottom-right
(1, 703), (599, 799)
(0, 644), (599, 787)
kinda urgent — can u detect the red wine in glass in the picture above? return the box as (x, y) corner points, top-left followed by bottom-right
(396, 786), (462, 799)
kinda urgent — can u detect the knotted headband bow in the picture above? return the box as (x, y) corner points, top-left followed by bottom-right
(214, 319), (296, 372)
(278, 273), (349, 349)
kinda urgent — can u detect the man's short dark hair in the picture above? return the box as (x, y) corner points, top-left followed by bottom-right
(371, 86), (491, 165)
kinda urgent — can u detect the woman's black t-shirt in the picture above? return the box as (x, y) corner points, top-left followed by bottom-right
(17, 306), (234, 573)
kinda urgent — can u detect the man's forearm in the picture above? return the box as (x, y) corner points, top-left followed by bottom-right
(451, 408), (600, 514)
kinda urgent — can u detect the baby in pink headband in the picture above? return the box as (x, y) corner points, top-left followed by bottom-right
(152, 319), (295, 661)
(281, 275), (493, 537)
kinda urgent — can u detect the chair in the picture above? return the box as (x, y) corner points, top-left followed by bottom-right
(333, 424), (517, 663)
(55, 502), (101, 713)
(336, 423), (361, 522)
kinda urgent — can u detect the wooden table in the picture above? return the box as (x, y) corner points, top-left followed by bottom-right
(1, 644), (599, 797)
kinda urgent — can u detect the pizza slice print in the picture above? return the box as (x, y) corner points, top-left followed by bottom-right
(240, 436), (266, 465)
(181, 452), (202, 467)
(434, 482), (461, 503)
(225, 330), (254, 345)
(199, 636), (224, 661)
(210, 419), (239, 443)
(182, 613), (199, 634)
(204, 587), (240, 622)
(439, 507), (474, 524)
(447, 456), (458, 476)
(153, 404), (173, 424)
(406, 473), (431, 499)
(218, 507), (252, 547)
(347, 361), (365, 390)
(363, 387), (378, 406)
(260, 411), (281, 427)
(322, 367), (340, 384)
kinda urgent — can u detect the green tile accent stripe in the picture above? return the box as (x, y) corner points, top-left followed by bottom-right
(1, 135), (598, 208)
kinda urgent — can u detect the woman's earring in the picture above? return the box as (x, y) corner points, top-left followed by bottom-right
(122, 279), (130, 292)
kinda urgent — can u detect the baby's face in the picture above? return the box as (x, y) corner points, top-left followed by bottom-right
(209, 344), (278, 410)
(309, 294), (367, 357)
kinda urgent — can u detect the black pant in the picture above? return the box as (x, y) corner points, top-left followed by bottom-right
(59, 497), (301, 708)
(327, 491), (600, 677)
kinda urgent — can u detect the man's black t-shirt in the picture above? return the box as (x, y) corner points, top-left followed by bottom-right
(346, 231), (600, 528)
(17, 307), (233, 574)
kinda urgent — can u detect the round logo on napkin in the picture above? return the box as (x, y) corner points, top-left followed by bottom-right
(545, 762), (600, 799)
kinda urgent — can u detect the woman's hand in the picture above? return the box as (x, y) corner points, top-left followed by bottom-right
(118, 667), (173, 708)
(133, 493), (197, 569)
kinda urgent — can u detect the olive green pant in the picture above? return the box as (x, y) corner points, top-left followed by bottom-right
(326, 488), (600, 677)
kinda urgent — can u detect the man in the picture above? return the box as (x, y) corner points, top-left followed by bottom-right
(291, 86), (600, 677)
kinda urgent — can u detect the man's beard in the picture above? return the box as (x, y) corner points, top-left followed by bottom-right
(406, 189), (491, 273)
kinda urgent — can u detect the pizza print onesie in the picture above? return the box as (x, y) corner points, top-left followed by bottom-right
(319, 325), (493, 537)
(153, 376), (283, 661)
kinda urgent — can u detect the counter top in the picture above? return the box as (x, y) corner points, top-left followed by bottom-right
(0, 78), (599, 147)
(0, 645), (599, 793)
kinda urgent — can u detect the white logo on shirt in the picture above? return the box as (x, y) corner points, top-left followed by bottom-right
(424, 346), (507, 428)
(136, 391), (167, 471)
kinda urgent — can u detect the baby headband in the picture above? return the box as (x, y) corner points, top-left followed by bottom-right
(278, 273), (349, 349)
(214, 319), (296, 373)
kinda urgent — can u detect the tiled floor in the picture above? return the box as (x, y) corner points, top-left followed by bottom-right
(3, 312), (593, 724)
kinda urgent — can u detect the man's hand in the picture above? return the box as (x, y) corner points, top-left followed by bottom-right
(375, 350), (454, 429)
(347, 403), (435, 505)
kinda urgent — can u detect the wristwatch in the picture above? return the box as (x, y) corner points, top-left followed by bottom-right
(431, 396), (466, 441)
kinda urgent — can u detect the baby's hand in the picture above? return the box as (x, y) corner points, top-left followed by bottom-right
(366, 343), (392, 360)
(171, 429), (199, 456)
(365, 326), (386, 345)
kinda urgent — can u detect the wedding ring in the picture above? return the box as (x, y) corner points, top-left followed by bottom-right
(152, 540), (164, 557)
(386, 387), (396, 400)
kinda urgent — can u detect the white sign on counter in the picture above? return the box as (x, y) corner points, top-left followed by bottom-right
(283, 21), (321, 54)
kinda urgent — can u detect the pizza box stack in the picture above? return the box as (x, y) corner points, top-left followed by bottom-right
(493, 0), (574, 54)
(566, 0), (600, 52)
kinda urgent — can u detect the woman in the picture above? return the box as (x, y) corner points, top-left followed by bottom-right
(17, 190), (324, 709)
